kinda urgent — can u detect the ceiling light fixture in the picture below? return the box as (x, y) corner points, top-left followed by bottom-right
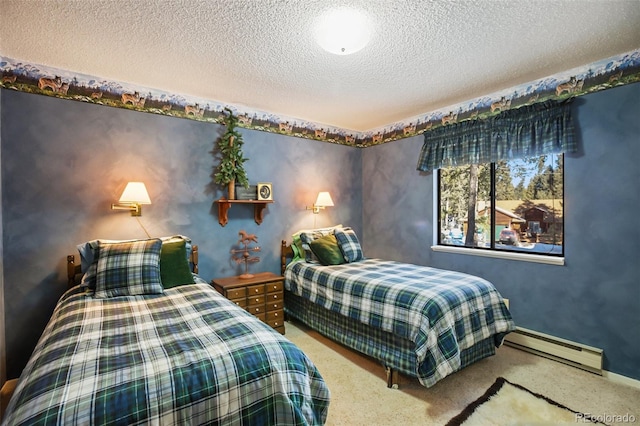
(314, 7), (372, 55)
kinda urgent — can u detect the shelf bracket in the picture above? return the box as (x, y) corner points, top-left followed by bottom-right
(254, 203), (268, 225)
(217, 200), (231, 226)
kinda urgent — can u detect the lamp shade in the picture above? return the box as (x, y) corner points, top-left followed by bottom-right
(315, 192), (334, 207)
(119, 182), (151, 204)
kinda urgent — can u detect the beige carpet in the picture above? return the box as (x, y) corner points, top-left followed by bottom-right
(285, 320), (640, 426)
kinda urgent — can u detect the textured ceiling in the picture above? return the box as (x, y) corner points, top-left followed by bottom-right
(1, 0), (639, 131)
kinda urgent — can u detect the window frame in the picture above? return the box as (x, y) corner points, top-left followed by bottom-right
(432, 159), (565, 266)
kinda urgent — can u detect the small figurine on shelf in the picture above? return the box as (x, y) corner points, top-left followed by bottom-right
(231, 230), (261, 279)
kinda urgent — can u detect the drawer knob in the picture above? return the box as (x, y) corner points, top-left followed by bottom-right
(273, 295), (278, 299)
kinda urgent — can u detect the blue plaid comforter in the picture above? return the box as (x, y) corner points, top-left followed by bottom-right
(3, 282), (330, 426)
(285, 259), (515, 387)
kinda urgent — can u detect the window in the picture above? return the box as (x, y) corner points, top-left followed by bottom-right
(438, 154), (564, 257)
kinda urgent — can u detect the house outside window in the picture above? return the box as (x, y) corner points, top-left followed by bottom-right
(438, 154), (564, 257)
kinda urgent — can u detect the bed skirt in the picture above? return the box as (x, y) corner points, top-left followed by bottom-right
(285, 290), (497, 387)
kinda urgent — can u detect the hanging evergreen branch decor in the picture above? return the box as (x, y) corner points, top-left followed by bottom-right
(214, 108), (250, 199)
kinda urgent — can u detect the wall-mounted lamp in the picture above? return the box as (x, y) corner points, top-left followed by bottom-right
(307, 191), (334, 214)
(111, 182), (151, 216)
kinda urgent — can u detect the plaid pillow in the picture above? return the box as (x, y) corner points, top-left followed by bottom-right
(299, 232), (319, 263)
(335, 228), (364, 263)
(94, 239), (164, 298)
(78, 235), (192, 290)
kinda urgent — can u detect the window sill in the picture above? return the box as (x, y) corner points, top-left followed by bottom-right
(431, 245), (565, 266)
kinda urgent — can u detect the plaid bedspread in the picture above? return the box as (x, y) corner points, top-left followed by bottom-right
(3, 282), (330, 426)
(285, 259), (515, 387)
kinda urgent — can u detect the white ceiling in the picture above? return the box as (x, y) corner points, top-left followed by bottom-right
(1, 0), (639, 132)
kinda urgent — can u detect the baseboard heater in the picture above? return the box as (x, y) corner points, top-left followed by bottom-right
(504, 327), (603, 375)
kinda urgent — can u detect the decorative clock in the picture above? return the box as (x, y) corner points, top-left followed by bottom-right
(257, 182), (273, 201)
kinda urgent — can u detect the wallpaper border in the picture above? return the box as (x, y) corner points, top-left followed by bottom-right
(2, 48), (639, 147)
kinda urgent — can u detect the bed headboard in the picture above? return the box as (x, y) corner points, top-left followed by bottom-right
(66, 245), (199, 289)
(280, 240), (294, 276)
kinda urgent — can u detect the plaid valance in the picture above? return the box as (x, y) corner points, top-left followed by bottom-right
(416, 99), (577, 172)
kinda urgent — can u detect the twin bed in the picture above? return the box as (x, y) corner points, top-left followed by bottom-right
(2, 236), (329, 426)
(4, 227), (514, 424)
(281, 226), (515, 388)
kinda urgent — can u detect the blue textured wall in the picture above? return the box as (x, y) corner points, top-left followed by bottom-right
(0, 90), (361, 378)
(363, 83), (640, 380)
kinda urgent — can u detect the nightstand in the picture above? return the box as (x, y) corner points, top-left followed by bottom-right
(211, 272), (285, 334)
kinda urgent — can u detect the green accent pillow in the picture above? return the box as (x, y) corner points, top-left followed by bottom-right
(160, 239), (195, 288)
(309, 234), (345, 266)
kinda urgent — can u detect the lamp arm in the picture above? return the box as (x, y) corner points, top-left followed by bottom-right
(111, 202), (141, 216)
(306, 205), (324, 214)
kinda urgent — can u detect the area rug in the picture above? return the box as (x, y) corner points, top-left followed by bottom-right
(446, 377), (608, 425)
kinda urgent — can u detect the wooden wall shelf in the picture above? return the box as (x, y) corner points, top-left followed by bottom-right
(215, 199), (273, 226)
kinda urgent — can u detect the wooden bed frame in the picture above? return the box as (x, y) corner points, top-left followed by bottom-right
(67, 245), (199, 289)
(280, 240), (294, 275)
(280, 240), (498, 388)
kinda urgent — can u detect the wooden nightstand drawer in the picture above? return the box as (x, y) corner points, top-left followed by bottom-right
(267, 317), (284, 330)
(248, 295), (265, 306)
(266, 293), (282, 303)
(247, 284), (265, 296)
(229, 298), (247, 308)
(226, 288), (246, 299)
(266, 281), (283, 293)
(267, 300), (283, 311)
(247, 304), (264, 315)
(267, 310), (283, 321)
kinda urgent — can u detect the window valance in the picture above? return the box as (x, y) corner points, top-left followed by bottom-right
(416, 99), (576, 172)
